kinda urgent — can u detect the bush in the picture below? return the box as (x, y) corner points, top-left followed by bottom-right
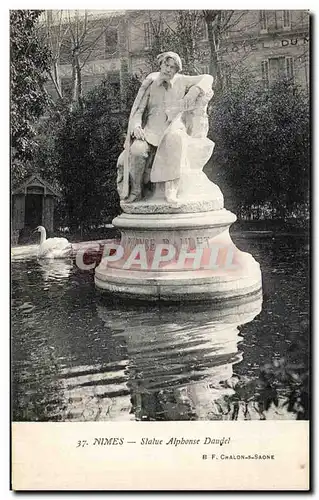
(54, 76), (140, 231)
(10, 10), (51, 186)
(209, 78), (310, 219)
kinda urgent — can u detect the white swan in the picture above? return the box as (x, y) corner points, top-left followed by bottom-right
(35, 226), (72, 259)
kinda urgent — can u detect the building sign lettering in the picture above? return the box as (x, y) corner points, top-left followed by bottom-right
(282, 36), (309, 47)
(221, 35), (309, 55)
(221, 40), (258, 55)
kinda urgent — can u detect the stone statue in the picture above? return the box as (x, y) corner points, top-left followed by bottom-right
(97, 52), (262, 301)
(117, 51), (215, 206)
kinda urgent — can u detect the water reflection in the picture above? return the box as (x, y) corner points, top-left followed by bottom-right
(96, 295), (262, 420)
(38, 259), (73, 283)
(12, 234), (309, 421)
(12, 253), (263, 421)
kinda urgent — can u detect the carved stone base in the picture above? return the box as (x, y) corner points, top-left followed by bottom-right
(94, 210), (262, 301)
(120, 197), (223, 214)
(121, 171), (224, 214)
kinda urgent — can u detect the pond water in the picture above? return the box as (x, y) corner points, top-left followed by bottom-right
(11, 233), (309, 422)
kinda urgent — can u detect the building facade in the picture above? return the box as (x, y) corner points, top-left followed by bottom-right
(45, 9), (310, 101)
(217, 10), (309, 89)
(44, 11), (127, 99)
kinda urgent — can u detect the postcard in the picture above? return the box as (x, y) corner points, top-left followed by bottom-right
(11, 8), (310, 491)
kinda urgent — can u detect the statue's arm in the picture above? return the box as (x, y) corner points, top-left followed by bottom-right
(181, 74), (214, 113)
(183, 74), (214, 96)
(129, 89), (149, 132)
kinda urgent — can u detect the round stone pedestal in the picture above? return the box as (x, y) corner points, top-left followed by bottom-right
(94, 209), (262, 301)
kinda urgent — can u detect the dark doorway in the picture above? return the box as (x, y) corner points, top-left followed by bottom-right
(25, 194), (43, 229)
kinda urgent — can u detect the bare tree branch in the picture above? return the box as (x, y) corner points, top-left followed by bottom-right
(39, 9), (120, 107)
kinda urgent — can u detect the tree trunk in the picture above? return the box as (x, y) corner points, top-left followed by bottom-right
(71, 48), (83, 110)
(206, 19), (218, 78)
(50, 61), (63, 100)
(76, 60), (83, 109)
(204, 11), (224, 92)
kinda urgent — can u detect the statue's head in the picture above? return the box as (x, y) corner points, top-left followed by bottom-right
(157, 51), (182, 81)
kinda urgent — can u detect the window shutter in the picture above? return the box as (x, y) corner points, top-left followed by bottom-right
(286, 57), (294, 81)
(259, 11), (267, 31)
(144, 22), (151, 48)
(261, 60), (269, 88)
(283, 10), (291, 28)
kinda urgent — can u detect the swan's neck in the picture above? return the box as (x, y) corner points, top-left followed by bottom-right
(39, 228), (47, 245)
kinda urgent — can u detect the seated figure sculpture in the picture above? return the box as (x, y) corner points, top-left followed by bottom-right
(117, 51), (214, 205)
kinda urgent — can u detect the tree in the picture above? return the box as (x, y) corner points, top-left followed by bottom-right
(202, 10), (247, 89)
(39, 10), (121, 110)
(10, 10), (51, 185)
(31, 106), (65, 192)
(142, 10), (255, 86)
(144, 11), (204, 75)
(209, 76), (310, 219)
(54, 75), (140, 232)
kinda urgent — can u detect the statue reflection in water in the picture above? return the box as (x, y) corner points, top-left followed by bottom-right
(96, 293), (262, 421)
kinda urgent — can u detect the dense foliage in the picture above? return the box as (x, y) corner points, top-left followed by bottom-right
(209, 78), (310, 220)
(25, 32), (309, 231)
(51, 76), (141, 231)
(11, 9), (309, 230)
(10, 10), (51, 185)
(34, 74), (310, 230)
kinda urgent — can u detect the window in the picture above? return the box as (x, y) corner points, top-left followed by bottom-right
(286, 57), (294, 81)
(261, 60), (269, 88)
(283, 10), (291, 29)
(105, 28), (118, 55)
(267, 11), (280, 31)
(144, 22), (153, 49)
(269, 56), (286, 81)
(259, 11), (267, 32)
(262, 57), (294, 87)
